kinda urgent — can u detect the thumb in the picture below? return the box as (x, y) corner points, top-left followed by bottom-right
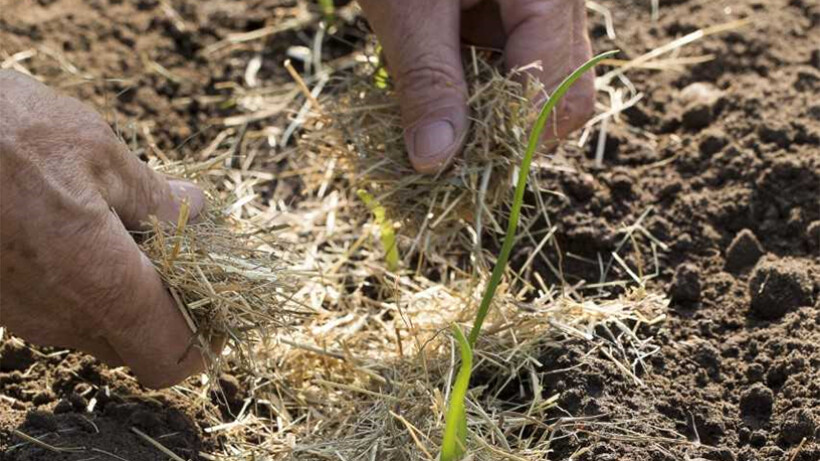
(96, 143), (206, 230)
(360, 0), (469, 174)
(92, 209), (208, 388)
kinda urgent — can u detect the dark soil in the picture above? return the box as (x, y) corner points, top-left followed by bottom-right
(528, 0), (820, 459)
(0, 342), (205, 460)
(2, 0), (819, 460)
(725, 229), (764, 273)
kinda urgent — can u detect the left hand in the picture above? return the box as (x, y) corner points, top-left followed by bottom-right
(0, 70), (210, 388)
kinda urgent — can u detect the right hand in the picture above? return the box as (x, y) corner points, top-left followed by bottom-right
(0, 70), (209, 388)
(359, 0), (596, 173)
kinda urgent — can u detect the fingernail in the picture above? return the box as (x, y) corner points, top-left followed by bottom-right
(411, 120), (455, 160)
(168, 179), (206, 220)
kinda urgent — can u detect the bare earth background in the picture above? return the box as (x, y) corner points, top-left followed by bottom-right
(1, 0), (819, 460)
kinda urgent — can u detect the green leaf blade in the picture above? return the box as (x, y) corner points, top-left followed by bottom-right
(466, 50), (619, 346)
(357, 189), (400, 272)
(440, 325), (474, 461)
(438, 50), (618, 461)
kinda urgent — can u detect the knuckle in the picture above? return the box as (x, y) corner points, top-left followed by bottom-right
(395, 53), (465, 96)
(128, 166), (168, 219)
(393, 54), (467, 122)
(74, 126), (122, 167)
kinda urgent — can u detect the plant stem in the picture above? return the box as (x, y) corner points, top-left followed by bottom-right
(467, 50), (619, 346)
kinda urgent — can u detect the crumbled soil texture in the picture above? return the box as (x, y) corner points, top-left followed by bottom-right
(1, 0), (819, 460)
(0, 345), (208, 460)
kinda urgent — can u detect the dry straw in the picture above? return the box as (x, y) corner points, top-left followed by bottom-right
(162, 52), (672, 460)
(300, 51), (551, 273)
(4, 7), (754, 461)
(114, 50), (676, 460)
(136, 158), (309, 375)
(122, 51), (674, 460)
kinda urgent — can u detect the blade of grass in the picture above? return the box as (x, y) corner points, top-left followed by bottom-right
(317, 0), (335, 25)
(467, 49), (619, 346)
(439, 50), (618, 461)
(358, 189), (400, 271)
(440, 325), (473, 461)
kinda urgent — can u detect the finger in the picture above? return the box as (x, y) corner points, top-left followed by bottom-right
(73, 336), (125, 368)
(360, 0), (469, 174)
(93, 143), (206, 230)
(0, 70), (205, 227)
(18, 324), (126, 368)
(498, 0), (595, 139)
(93, 210), (209, 388)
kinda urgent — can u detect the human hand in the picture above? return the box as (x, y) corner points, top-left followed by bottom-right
(359, 0), (595, 173)
(0, 70), (209, 388)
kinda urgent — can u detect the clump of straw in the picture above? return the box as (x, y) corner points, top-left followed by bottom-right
(301, 51), (550, 269)
(136, 163), (305, 374)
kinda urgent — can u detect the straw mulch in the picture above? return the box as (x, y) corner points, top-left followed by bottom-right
(136, 52), (670, 460)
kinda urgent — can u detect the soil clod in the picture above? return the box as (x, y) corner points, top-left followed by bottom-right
(24, 410), (58, 432)
(740, 383), (774, 419)
(749, 257), (813, 320)
(683, 104), (714, 129)
(758, 123), (792, 148)
(53, 398), (75, 414)
(807, 220), (820, 252)
(0, 342), (35, 372)
(749, 429), (769, 447)
(679, 82), (723, 130)
(671, 263), (702, 303)
(699, 129), (729, 156)
(726, 229), (765, 273)
(779, 408), (817, 446)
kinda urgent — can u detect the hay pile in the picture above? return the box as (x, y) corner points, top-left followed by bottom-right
(136, 158), (309, 375)
(5, 8), (757, 459)
(145, 52), (672, 460)
(299, 52), (552, 272)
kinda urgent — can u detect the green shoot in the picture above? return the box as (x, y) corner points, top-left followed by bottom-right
(317, 0), (335, 25)
(438, 50), (619, 460)
(372, 44), (390, 90)
(439, 325), (472, 461)
(467, 50), (619, 345)
(358, 189), (400, 272)
(374, 66), (390, 90)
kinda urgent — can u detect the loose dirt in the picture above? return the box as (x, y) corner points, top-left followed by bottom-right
(1, 0), (818, 460)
